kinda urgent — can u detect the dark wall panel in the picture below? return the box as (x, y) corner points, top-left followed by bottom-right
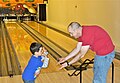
(38, 4), (46, 21)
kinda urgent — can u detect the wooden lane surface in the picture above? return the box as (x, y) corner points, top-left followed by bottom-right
(0, 38), (8, 76)
(0, 25), (8, 76)
(24, 21), (77, 52)
(5, 21), (64, 73)
(21, 22), (69, 60)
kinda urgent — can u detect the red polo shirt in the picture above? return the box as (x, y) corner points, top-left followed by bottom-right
(78, 25), (115, 56)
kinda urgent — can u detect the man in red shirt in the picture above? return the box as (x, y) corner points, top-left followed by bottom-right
(58, 22), (115, 83)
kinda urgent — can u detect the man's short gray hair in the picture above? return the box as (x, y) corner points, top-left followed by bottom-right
(68, 22), (81, 30)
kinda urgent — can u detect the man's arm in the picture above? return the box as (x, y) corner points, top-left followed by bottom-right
(68, 45), (90, 65)
(59, 45), (90, 70)
(58, 42), (82, 64)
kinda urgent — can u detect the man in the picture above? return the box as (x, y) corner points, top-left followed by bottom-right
(58, 22), (115, 83)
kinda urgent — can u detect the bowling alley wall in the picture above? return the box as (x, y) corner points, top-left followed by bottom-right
(44, 0), (120, 53)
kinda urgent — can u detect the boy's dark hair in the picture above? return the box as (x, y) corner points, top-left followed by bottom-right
(30, 42), (42, 55)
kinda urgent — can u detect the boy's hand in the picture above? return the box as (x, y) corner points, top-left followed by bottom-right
(34, 69), (40, 78)
(43, 47), (47, 52)
(44, 51), (49, 55)
(42, 47), (49, 56)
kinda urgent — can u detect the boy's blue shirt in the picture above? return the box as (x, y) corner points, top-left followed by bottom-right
(22, 55), (43, 80)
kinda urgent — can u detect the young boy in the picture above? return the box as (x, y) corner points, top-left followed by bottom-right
(22, 42), (49, 83)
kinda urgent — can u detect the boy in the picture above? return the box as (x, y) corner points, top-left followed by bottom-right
(22, 42), (49, 83)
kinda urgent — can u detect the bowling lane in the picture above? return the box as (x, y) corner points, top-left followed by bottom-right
(5, 21), (64, 73)
(0, 24), (8, 76)
(24, 21), (77, 52)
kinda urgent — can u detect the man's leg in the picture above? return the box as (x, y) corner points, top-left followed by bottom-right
(93, 51), (115, 83)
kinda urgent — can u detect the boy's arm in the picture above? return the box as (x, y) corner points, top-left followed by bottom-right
(34, 67), (41, 78)
(42, 56), (49, 68)
(34, 56), (49, 78)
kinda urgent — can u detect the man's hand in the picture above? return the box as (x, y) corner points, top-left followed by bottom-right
(59, 62), (68, 70)
(57, 58), (65, 65)
(80, 54), (85, 58)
